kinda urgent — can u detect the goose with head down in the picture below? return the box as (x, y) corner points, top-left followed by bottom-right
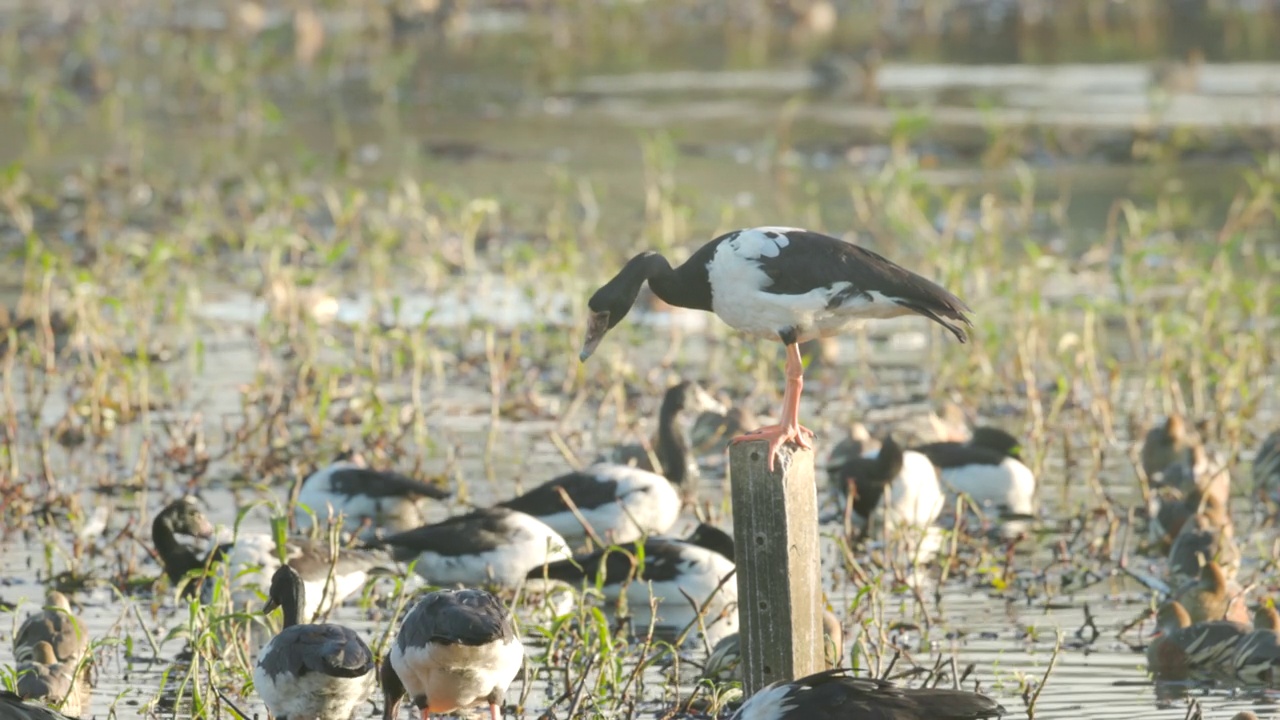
(385, 588), (524, 720)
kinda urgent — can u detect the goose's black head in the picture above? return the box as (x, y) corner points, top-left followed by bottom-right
(685, 523), (735, 561)
(969, 427), (1022, 460)
(155, 499), (215, 539)
(840, 435), (904, 521)
(581, 252), (667, 362)
(264, 565), (305, 619)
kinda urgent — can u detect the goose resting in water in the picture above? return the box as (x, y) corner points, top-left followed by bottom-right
(580, 227), (971, 470)
(370, 506), (571, 588)
(532, 523), (739, 647)
(728, 668), (1005, 720)
(295, 450), (451, 540)
(496, 463), (681, 546)
(913, 426), (1036, 517)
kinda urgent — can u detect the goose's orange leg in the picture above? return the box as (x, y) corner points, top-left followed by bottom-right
(730, 343), (814, 470)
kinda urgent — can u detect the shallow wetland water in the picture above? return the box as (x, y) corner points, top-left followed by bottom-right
(1, 1), (1280, 719)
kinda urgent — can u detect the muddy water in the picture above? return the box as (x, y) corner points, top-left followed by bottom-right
(3, 2), (1280, 719)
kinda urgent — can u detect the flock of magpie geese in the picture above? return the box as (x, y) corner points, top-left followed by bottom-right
(6, 228), (1029, 720)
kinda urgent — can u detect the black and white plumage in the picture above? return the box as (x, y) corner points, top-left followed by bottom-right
(496, 464), (681, 546)
(254, 566), (376, 720)
(581, 228), (972, 470)
(386, 589), (524, 720)
(531, 523), (739, 646)
(294, 451), (451, 540)
(913, 427), (1036, 517)
(601, 380), (725, 482)
(730, 669), (1005, 720)
(828, 436), (945, 536)
(0, 691), (79, 720)
(151, 499), (393, 622)
(371, 507), (571, 588)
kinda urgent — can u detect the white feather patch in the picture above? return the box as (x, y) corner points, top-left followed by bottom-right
(390, 635), (524, 714)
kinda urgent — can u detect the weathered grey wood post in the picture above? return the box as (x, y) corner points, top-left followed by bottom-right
(729, 440), (823, 696)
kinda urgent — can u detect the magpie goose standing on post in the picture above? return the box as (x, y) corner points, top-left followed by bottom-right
(295, 450), (451, 540)
(580, 228), (972, 470)
(385, 588), (524, 720)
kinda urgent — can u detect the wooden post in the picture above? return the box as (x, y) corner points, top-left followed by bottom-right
(729, 440), (823, 696)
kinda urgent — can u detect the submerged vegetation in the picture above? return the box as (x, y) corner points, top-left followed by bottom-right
(1, 1), (1279, 719)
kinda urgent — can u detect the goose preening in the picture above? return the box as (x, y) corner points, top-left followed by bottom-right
(152, 499), (393, 621)
(295, 451), (451, 540)
(254, 566), (376, 720)
(371, 507), (571, 588)
(496, 464), (680, 546)
(0, 691), (79, 720)
(580, 228), (972, 470)
(827, 435), (945, 538)
(728, 669), (1005, 720)
(532, 523), (739, 646)
(913, 427), (1036, 517)
(386, 588), (524, 720)
(602, 380), (725, 482)
(1146, 600), (1250, 681)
